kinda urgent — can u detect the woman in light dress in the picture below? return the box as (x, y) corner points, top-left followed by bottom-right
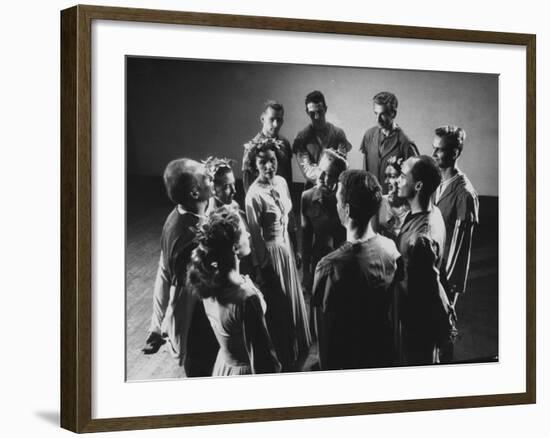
(187, 206), (281, 376)
(245, 139), (312, 371)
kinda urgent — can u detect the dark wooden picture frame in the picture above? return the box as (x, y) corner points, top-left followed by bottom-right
(60, 4), (536, 433)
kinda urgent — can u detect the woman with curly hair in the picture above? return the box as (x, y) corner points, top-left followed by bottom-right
(187, 206), (281, 376)
(245, 138), (312, 371)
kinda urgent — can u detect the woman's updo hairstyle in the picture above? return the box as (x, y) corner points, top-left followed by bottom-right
(187, 206), (242, 299)
(244, 137), (282, 171)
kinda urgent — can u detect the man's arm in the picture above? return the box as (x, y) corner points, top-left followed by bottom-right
(445, 192), (479, 297)
(148, 252), (171, 335)
(311, 261), (335, 370)
(294, 147), (322, 183)
(408, 235), (452, 323)
(336, 128), (352, 155)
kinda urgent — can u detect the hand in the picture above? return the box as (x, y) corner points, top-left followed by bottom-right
(294, 252), (302, 270)
(449, 304), (458, 324)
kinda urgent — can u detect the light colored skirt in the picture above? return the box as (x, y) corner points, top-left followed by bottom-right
(265, 240), (312, 368)
(212, 350), (252, 376)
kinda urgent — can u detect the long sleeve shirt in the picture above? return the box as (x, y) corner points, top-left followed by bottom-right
(434, 170), (479, 294)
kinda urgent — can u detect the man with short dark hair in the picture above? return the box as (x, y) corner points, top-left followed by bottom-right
(432, 125), (479, 362)
(293, 91), (352, 186)
(360, 91), (418, 192)
(301, 149), (348, 293)
(142, 158), (217, 377)
(396, 156), (454, 365)
(242, 100), (292, 193)
(312, 169), (400, 370)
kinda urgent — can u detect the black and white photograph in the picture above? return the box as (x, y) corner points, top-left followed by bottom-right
(125, 56), (498, 381)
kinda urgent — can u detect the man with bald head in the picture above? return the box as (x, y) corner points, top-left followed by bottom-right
(301, 149), (348, 294)
(142, 158), (217, 377)
(395, 156), (454, 365)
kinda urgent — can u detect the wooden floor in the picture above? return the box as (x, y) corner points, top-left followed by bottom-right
(126, 185), (499, 381)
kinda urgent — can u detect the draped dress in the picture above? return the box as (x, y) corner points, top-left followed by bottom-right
(203, 276), (281, 375)
(245, 176), (312, 370)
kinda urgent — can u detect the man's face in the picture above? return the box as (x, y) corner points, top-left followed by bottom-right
(396, 158), (418, 201)
(317, 156), (340, 192)
(335, 182), (348, 226)
(384, 165), (400, 197)
(373, 103), (395, 131)
(432, 135), (458, 169)
(306, 102), (327, 130)
(194, 164), (214, 203)
(260, 107), (284, 138)
(214, 170), (236, 205)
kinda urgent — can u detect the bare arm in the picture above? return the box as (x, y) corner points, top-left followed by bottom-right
(243, 294), (282, 374)
(301, 193), (314, 291)
(245, 193), (268, 268)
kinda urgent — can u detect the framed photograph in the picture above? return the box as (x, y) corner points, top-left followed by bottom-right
(60, 4), (536, 433)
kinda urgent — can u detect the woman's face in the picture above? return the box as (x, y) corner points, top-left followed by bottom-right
(214, 170), (236, 205)
(384, 165), (400, 196)
(234, 218), (251, 258)
(256, 149), (278, 181)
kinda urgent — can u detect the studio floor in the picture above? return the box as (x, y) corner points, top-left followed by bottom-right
(125, 179), (498, 381)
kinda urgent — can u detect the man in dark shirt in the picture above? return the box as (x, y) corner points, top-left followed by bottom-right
(242, 100), (293, 193)
(396, 156), (454, 365)
(312, 170), (400, 370)
(293, 90), (352, 186)
(360, 91), (418, 192)
(142, 158), (218, 377)
(301, 149), (347, 294)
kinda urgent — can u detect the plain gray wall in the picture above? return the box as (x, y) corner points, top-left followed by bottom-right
(127, 57), (498, 196)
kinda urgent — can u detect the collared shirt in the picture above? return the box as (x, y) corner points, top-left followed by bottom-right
(292, 122), (352, 183)
(242, 131), (292, 194)
(360, 125), (418, 191)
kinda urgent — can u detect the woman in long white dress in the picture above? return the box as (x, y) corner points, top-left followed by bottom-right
(186, 206), (281, 376)
(245, 139), (312, 371)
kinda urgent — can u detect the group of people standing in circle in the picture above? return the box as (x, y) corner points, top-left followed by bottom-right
(141, 89), (479, 377)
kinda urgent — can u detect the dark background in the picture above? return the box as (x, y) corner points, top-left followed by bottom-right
(126, 56), (498, 195)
